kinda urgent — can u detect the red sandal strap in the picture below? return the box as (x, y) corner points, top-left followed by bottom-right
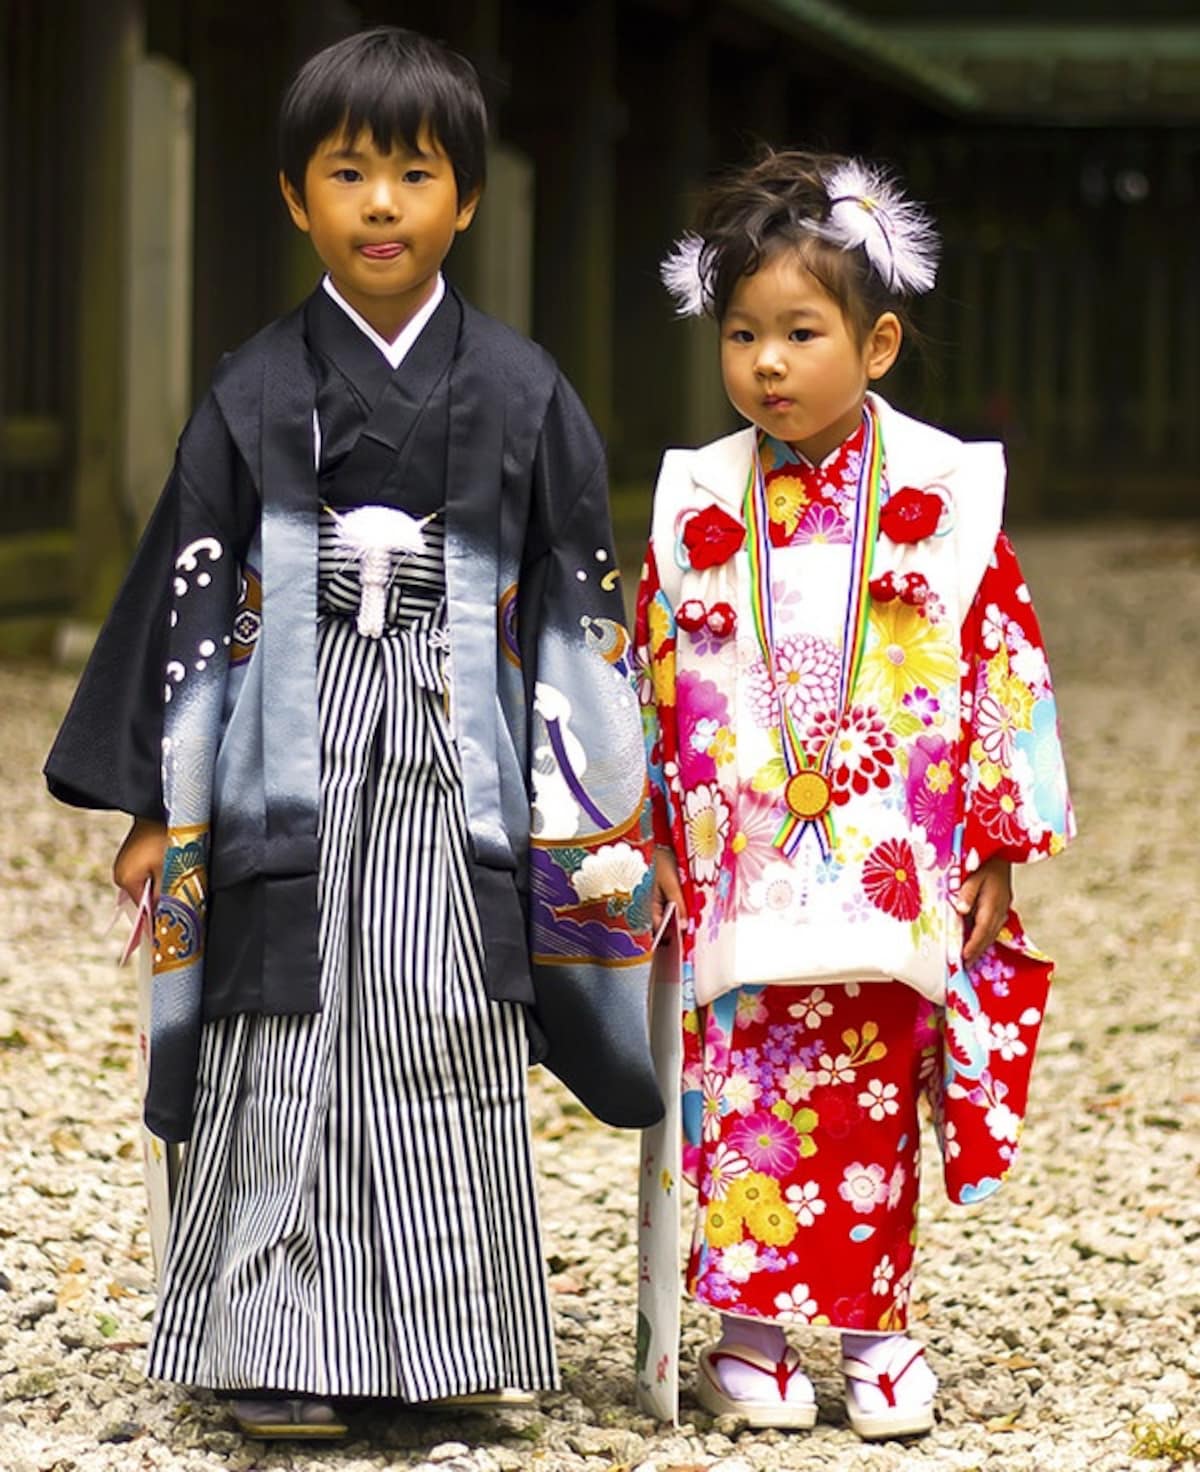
(843, 1343), (927, 1408)
(707, 1345), (803, 1401)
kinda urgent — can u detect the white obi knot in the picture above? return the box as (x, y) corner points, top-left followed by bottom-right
(329, 505), (434, 638)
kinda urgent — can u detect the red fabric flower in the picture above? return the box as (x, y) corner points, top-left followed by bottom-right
(879, 488), (942, 544)
(706, 602), (736, 638)
(896, 571), (931, 607)
(683, 505), (745, 569)
(869, 572), (897, 602)
(972, 777), (1026, 848)
(862, 837), (922, 921)
(677, 599), (707, 632)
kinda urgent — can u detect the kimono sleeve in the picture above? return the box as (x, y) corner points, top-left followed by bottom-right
(44, 395), (253, 821)
(960, 531), (1075, 874)
(520, 374), (662, 1128)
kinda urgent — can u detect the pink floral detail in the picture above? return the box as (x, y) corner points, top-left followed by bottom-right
(906, 734), (957, 865)
(729, 1110), (801, 1175)
(745, 635), (840, 731)
(794, 501), (851, 545)
(839, 1161), (889, 1214)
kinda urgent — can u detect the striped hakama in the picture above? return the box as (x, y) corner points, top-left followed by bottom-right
(146, 517), (558, 1400)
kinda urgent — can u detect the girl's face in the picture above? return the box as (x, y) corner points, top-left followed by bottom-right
(720, 250), (900, 463)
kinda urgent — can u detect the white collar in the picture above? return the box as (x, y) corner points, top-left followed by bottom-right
(320, 272), (446, 370)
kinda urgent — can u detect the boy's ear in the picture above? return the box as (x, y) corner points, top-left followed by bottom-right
(279, 171), (311, 233)
(454, 188), (481, 234)
(865, 311), (902, 381)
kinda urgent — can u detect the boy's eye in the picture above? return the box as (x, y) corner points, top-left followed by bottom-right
(789, 328), (815, 343)
(403, 168), (432, 184)
(332, 168), (362, 183)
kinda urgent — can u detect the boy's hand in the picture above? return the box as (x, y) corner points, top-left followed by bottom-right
(113, 817), (168, 906)
(955, 855), (1013, 967)
(652, 846), (687, 933)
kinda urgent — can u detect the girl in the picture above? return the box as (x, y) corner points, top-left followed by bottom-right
(636, 149), (1073, 1439)
(46, 28), (657, 1440)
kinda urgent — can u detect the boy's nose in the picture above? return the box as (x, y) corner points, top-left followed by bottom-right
(364, 186), (399, 221)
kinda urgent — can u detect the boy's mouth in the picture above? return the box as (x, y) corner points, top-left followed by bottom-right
(358, 241), (406, 260)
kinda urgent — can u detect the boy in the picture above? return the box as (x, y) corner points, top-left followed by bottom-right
(47, 27), (659, 1438)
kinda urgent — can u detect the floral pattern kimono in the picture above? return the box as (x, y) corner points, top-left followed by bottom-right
(634, 394), (1074, 1358)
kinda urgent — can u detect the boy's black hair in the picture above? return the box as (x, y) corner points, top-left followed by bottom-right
(279, 27), (488, 204)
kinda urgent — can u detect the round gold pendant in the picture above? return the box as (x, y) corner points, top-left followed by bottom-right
(785, 770), (832, 821)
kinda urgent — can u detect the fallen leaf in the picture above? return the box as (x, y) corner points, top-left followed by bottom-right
(106, 1281), (129, 1300)
(56, 1275), (88, 1310)
(49, 1129), (84, 1155)
(986, 1411), (1021, 1432)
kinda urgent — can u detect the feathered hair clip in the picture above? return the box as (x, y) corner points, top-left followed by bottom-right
(806, 159), (939, 296)
(660, 231), (711, 317)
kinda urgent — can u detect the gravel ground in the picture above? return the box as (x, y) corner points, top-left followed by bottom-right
(2, 521), (1198, 1472)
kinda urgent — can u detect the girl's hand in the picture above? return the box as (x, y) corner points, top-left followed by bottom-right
(652, 846), (687, 933)
(113, 817), (168, 906)
(955, 855), (1012, 968)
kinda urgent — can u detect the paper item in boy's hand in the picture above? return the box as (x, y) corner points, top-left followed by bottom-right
(652, 902), (678, 952)
(117, 877), (154, 968)
(133, 929), (183, 1278)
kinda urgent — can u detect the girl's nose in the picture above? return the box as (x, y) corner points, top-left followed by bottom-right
(754, 343), (786, 379)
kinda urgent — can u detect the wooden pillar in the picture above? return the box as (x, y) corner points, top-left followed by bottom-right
(71, 0), (142, 621)
(515, 0), (618, 437)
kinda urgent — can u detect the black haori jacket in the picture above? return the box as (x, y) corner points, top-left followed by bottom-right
(46, 286), (661, 1141)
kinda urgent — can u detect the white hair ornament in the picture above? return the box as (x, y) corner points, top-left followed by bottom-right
(659, 231), (710, 317)
(807, 159), (939, 296)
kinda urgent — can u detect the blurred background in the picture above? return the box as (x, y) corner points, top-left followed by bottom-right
(2, 0), (1198, 645)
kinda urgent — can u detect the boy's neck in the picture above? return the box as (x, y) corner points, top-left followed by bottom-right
(322, 273), (446, 369)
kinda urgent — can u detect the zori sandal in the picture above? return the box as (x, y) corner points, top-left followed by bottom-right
(423, 1388), (539, 1409)
(229, 1395), (348, 1439)
(841, 1335), (937, 1440)
(695, 1342), (818, 1429)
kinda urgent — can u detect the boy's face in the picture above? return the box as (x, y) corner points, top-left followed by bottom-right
(720, 250), (900, 464)
(280, 123), (478, 339)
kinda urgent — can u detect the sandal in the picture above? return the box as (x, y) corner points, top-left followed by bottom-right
(421, 1388), (539, 1409)
(229, 1395), (348, 1439)
(842, 1336), (936, 1440)
(695, 1342), (817, 1429)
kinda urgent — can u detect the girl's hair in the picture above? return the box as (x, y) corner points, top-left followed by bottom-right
(692, 148), (930, 342)
(279, 27), (488, 204)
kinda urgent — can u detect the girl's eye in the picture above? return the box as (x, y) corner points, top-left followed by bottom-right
(727, 329), (754, 344)
(789, 328), (815, 343)
(332, 168), (362, 183)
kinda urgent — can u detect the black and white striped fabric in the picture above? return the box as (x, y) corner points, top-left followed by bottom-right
(146, 513), (557, 1399)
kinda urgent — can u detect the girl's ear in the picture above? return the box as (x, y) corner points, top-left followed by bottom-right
(864, 311), (903, 381)
(279, 171), (311, 233)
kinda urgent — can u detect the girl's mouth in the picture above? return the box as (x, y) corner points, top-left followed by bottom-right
(763, 396), (793, 410)
(359, 242), (406, 260)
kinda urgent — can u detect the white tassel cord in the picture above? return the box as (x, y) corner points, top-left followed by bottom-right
(327, 505), (434, 639)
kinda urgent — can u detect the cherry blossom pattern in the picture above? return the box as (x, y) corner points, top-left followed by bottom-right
(839, 1161), (890, 1214)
